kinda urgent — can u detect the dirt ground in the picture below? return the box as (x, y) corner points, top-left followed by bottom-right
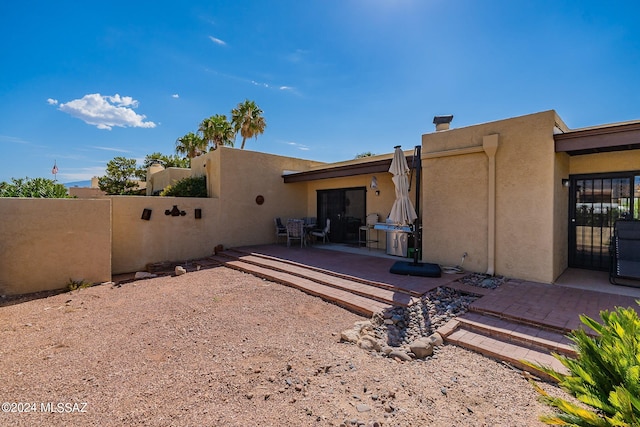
(0, 266), (566, 426)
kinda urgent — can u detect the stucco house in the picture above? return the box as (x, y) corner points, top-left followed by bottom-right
(221, 109), (635, 286)
(156, 109), (638, 285)
(2, 109), (638, 295)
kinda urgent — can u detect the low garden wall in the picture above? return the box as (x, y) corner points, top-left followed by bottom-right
(0, 198), (112, 295)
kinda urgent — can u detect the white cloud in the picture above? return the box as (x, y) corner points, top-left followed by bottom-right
(287, 141), (310, 151)
(252, 80), (271, 88)
(47, 98), (58, 105)
(172, 94), (179, 99)
(0, 134), (29, 144)
(208, 36), (226, 45)
(279, 86), (293, 91)
(58, 166), (109, 182)
(91, 145), (132, 153)
(57, 93), (156, 130)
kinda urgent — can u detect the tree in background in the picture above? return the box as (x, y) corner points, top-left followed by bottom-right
(175, 132), (207, 163)
(355, 152), (376, 158)
(98, 157), (144, 195)
(0, 177), (70, 198)
(199, 114), (235, 150)
(231, 99), (266, 149)
(143, 152), (189, 169)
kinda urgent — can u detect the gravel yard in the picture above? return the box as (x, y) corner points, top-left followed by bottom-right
(0, 266), (565, 426)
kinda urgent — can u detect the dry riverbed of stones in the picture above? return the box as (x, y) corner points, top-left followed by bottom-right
(340, 274), (506, 361)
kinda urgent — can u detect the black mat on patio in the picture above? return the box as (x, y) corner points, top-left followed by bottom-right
(390, 261), (442, 277)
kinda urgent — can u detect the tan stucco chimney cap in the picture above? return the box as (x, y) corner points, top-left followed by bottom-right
(433, 115), (454, 125)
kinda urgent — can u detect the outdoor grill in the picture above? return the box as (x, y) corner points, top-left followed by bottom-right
(372, 223), (412, 233)
(374, 223), (412, 257)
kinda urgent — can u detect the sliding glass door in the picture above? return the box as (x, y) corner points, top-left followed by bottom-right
(316, 187), (366, 244)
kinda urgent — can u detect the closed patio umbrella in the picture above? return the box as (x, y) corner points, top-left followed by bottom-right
(387, 145), (441, 277)
(388, 146), (417, 226)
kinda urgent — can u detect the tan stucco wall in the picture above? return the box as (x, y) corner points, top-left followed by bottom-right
(111, 148), (323, 274)
(569, 150), (640, 175)
(554, 152), (571, 280)
(146, 167), (192, 195)
(198, 148), (320, 242)
(0, 198), (112, 295)
(304, 155), (418, 248)
(111, 196), (219, 274)
(68, 187), (107, 198)
(422, 110), (562, 283)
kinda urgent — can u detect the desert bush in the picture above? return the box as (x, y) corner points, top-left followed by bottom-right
(526, 301), (640, 426)
(0, 177), (70, 198)
(160, 175), (207, 197)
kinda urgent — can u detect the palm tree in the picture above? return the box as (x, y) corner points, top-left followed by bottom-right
(199, 114), (235, 150)
(231, 99), (266, 149)
(175, 132), (207, 162)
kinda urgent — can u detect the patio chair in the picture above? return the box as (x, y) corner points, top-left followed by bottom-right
(609, 219), (640, 287)
(310, 218), (330, 244)
(286, 219), (305, 248)
(274, 217), (288, 244)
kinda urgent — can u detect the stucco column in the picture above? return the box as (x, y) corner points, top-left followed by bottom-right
(483, 134), (499, 276)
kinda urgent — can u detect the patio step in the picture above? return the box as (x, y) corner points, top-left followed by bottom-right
(206, 252), (400, 317)
(222, 248), (420, 307)
(227, 248), (424, 298)
(438, 311), (574, 381)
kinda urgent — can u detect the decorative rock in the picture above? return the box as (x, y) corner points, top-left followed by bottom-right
(380, 346), (393, 355)
(341, 329), (360, 343)
(358, 335), (381, 351)
(409, 338), (434, 359)
(356, 403), (371, 412)
(134, 271), (157, 279)
(353, 320), (373, 333)
(357, 337), (375, 351)
(175, 266), (187, 276)
(388, 350), (412, 361)
(428, 332), (444, 347)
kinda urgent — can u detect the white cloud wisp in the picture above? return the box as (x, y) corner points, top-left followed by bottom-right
(57, 93), (156, 130)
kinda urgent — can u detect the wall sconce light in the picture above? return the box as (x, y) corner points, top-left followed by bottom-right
(194, 208), (202, 219)
(165, 205), (186, 216)
(562, 179), (570, 188)
(141, 208), (152, 220)
(370, 176), (378, 189)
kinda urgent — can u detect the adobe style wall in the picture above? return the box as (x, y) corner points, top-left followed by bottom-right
(421, 110), (567, 283)
(0, 198), (112, 295)
(111, 148), (320, 274)
(569, 150), (640, 174)
(303, 150), (419, 248)
(145, 167), (192, 195)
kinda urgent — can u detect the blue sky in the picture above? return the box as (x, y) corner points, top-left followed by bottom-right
(1, 0), (639, 184)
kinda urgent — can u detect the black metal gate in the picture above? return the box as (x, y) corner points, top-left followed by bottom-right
(569, 173), (640, 270)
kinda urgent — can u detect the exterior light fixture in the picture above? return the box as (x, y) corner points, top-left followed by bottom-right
(370, 176), (378, 189)
(562, 179), (570, 188)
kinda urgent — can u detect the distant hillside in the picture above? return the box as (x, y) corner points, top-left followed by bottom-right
(63, 180), (92, 188)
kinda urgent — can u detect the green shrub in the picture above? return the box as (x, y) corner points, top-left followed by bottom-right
(0, 177), (70, 198)
(67, 279), (92, 291)
(526, 301), (640, 426)
(160, 175), (207, 197)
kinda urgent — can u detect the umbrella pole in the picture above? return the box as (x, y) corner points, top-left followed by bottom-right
(412, 145), (422, 265)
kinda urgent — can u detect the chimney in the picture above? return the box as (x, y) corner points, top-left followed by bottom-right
(433, 115), (454, 131)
